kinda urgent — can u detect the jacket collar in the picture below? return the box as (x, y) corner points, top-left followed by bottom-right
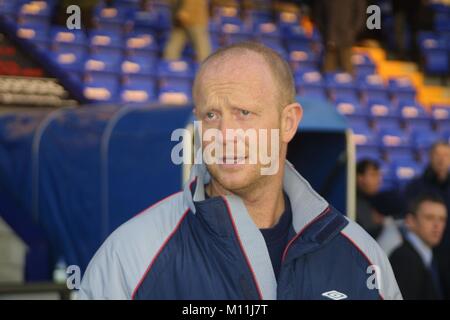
(182, 161), (348, 299)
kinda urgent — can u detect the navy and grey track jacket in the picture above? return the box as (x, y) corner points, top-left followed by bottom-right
(78, 161), (402, 300)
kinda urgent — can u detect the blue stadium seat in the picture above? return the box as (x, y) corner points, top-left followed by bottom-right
(388, 77), (416, 102)
(124, 32), (158, 58)
(277, 10), (299, 33)
(120, 80), (156, 104)
(157, 59), (194, 89)
(379, 128), (412, 161)
(287, 44), (319, 72)
(158, 84), (192, 106)
(83, 78), (119, 103)
(17, 0), (54, 25)
(84, 53), (122, 82)
(335, 97), (368, 118)
(352, 53), (376, 77)
(357, 74), (389, 101)
(379, 162), (396, 191)
(254, 21), (281, 41)
(352, 125), (380, 159)
(15, 22), (49, 51)
(49, 51), (86, 73)
(295, 70), (326, 99)
(368, 99), (402, 131)
(417, 32), (449, 75)
(93, 5), (132, 33)
(130, 9), (160, 33)
(411, 128), (440, 162)
(391, 160), (422, 189)
(283, 25), (313, 48)
(397, 101), (433, 132)
(325, 72), (358, 101)
(50, 27), (87, 53)
(89, 30), (124, 55)
(0, 0), (22, 16)
(121, 56), (157, 83)
(221, 20), (253, 45)
(213, 5), (240, 24)
(431, 105), (450, 132)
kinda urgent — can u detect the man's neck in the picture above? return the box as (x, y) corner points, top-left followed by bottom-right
(206, 176), (286, 229)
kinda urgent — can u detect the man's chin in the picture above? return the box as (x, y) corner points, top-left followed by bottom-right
(207, 166), (257, 192)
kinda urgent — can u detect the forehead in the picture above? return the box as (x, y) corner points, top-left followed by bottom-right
(195, 52), (278, 107)
(418, 201), (447, 217)
(433, 144), (450, 154)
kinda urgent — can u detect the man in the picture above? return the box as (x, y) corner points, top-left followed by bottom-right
(389, 193), (447, 300)
(405, 142), (450, 245)
(404, 141), (450, 299)
(78, 42), (401, 300)
(163, 0), (211, 62)
(356, 159), (385, 238)
(313, 0), (366, 74)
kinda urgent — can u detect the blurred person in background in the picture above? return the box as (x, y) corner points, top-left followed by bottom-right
(392, 0), (434, 62)
(404, 141), (450, 299)
(312, 0), (366, 74)
(405, 142), (450, 248)
(356, 159), (385, 238)
(163, 0), (212, 62)
(389, 193), (447, 299)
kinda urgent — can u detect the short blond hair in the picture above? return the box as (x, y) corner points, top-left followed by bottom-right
(193, 41), (296, 109)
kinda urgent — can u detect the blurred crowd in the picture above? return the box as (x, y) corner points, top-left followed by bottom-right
(356, 141), (450, 300)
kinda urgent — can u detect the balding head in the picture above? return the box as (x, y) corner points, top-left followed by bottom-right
(193, 42), (296, 110)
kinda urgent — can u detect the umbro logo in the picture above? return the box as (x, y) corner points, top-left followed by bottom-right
(321, 290), (348, 300)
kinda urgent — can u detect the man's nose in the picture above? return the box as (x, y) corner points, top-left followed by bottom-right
(218, 115), (240, 142)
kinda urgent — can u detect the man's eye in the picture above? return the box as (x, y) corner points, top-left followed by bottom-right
(206, 112), (216, 120)
(240, 109), (251, 116)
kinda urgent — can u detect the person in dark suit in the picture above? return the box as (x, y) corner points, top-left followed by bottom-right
(389, 193), (448, 300)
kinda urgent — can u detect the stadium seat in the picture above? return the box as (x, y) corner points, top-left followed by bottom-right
(158, 84), (192, 106)
(84, 53), (122, 83)
(411, 128), (440, 162)
(121, 55), (157, 84)
(15, 22), (49, 51)
(431, 105), (450, 132)
(157, 59), (194, 89)
(124, 32), (158, 58)
(352, 53), (377, 77)
(358, 74), (389, 101)
(221, 20), (253, 45)
(93, 5), (132, 33)
(17, 0), (54, 26)
(277, 10), (299, 33)
(295, 70), (327, 99)
(130, 8), (160, 33)
(351, 125), (380, 159)
(379, 128), (412, 161)
(325, 72), (358, 101)
(83, 79), (119, 103)
(368, 99), (402, 131)
(287, 44), (319, 72)
(388, 77), (416, 102)
(120, 80), (156, 104)
(89, 30), (124, 55)
(391, 159), (422, 189)
(397, 101), (433, 132)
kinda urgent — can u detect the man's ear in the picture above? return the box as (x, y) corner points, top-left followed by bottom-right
(281, 102), (303, 144)
(404, 213), (416, 229)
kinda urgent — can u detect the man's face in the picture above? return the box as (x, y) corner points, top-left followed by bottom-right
(194, 53), (284, 193)
(407, 201), (447, 248)
(357, 166), (382, 196)
(430, 144), (450, 179)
